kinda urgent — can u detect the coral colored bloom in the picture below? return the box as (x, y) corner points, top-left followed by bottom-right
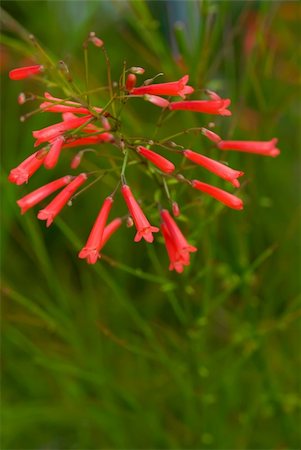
(201, 127), (222, 143)
(63, 133), (113, 149)
(143, 94), (169, 108)
(130, 75), (194, 98)
(137, 146), (175, 173)
(8, 150), (47, 185)
(33, 115), (93, 145)
(44, 136), (65, 169)
(126, 73), (137, 91)
(37, 173), (87, 227)
(161, 209), (197, 268)
(40, 92), (103, 114)
(184, 149), (244, 187)
(78, 196), (114, 264)
(9, 65), (44, 80)
(101, 218), (122, 248)
(191, 180), (243, 210)
(217, 138), (280, 157)
(161, 223), (186, 273)
(169, 99), (232, 116)
(17, 176), (72, 214)
(121, 184), (159, 242)
(70, 152), (82, 169)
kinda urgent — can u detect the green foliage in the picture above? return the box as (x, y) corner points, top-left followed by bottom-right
(1, 1), (300, 448)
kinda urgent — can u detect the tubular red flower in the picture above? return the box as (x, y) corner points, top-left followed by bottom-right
(9, 65), (44, 80)
(191, 179), (243, 210)
(217, 138), (280, 157)
(37, 173), (87, 227)
(8, 150), (47, 185)
(63, 133), (113, 149)
(33, 115), (93, 145)
(126, 73), (137, 91)
(130, 75), (194, 98)
(161, 223), (186, 273)
(44, 136), (65, 169)
(201, 127), (222, 143)
(161, 209), (197, 268)
(40, 92), (103, 115)
(17, 175), (72, 214)
(121, 184), (159, 243)
(137, 146), (175, 173)
(169, 99), (232, 116)
(101, 218), (122, 248)
(143, 94), (169, 108)
(184, 149), (244, 187)
(78, 196), (114, 264)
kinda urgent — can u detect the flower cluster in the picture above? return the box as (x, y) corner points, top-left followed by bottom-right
(8, 35), (280, 273)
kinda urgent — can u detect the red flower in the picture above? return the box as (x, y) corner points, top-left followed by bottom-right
(9, 65), (44, 80)
(33, 115), (93, 146)
(191, 179), (243, 210)
(161, 222), (186, 273)
(121, 184), (159, 243)
(78, 196), (114, 264)
(40, 92), (103, 115)
(16, 176), (72, 214)
(161, 209), (197, 270)
(217, 138), (280, 157)
(130, 75), (194, 98)
(184, 149), (244, 187)
(44, 136), (65, 169)
(136, 146), (175, 173)
(8, 150), (47, 185)
(63, 133), (113, 148)
(169, 99), (231, 116)
(101, 218), (122, 248)
(37, 173), (87, 227)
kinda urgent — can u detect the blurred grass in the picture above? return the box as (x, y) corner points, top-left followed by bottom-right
(1, 1), (301, 449)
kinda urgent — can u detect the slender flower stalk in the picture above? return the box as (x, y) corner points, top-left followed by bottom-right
(78, 196), (114, 264)
(44, 136), (65, 169)
(121, 184), (159, 242)
(38, 173), (87, 227)
(8, 150), (47, 185)
(184, 149), (244, 187)
(191, 179), (243, 210)
(161, 209), (197, 268)
(9, 65), (44, 80)
(137, 146), (175, 173)
(169, 99), (231, 116)
(17, 176), (72, 214)
(217, 138), (280, 157)
(130, 75), (194, 98)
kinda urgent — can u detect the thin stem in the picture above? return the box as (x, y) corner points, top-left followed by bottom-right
(159, 127), (203, 143)
(102, 45), (116, 117)
(83, 45), (90, 105)
(121, 149), (129, 179)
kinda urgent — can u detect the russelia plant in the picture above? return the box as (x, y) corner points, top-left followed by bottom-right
(8, 33), (280, 274)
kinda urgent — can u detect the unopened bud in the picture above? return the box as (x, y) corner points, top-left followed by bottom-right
(144, 73), (164, 86)
(205, 89), (221, 101)
(89, 32), (104, 48)
(129, 66), (145, 75)
(126, 73), (137, 92)
(126, 216), (134, 228)
(18, 93), (26, 105)
(71, 152), (83, 169)
(172, 201), (180, 217)
(101, 116), (111, 130)
(201, 127), (222, 143)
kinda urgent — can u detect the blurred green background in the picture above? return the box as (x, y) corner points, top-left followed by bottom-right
(1, 1), (300, 449)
